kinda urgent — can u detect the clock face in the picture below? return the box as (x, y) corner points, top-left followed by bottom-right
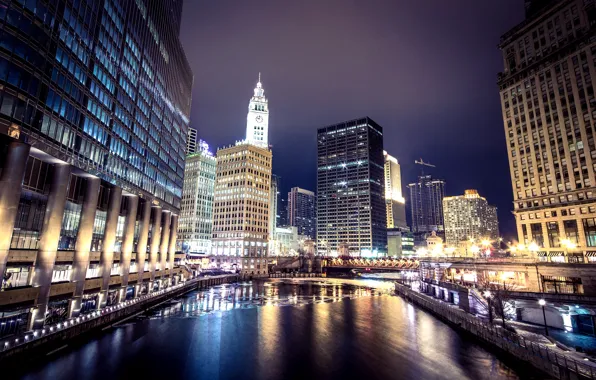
(255, 115), (263, 123)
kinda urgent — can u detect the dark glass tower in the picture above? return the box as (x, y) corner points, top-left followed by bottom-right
(0, 0), (192, 335)
(408, 175), (446, 234)
(288, 187), (316, 239)
(316, 117), (387, 257)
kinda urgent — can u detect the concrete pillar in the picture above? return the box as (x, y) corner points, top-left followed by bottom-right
(29, 164), (71, 330)
(98, 186), (122, 309)
(118, 195), (139, 303)
(159, 211), (171, 287)
(0, 141), (31, 283)
(68, 176), (100, 318)
(168, 214), (178, 279)
(134, 199), (151, 297)
(148, 206), (162, 291)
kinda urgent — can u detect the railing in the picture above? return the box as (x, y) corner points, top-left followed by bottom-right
(0, 274), (236, 355)
(395, 283), (596, 379)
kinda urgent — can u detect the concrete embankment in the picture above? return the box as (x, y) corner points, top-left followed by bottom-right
(0, 275), (238, 361)
(394, 282), (596, 380)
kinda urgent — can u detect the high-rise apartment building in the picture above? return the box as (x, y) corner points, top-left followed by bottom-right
(443, 190), (499, 245)
(408, 175), (446, 234)
(211, 77), (272, 275)
(499, 0), (596, 258)
(0, 0), (192, 334)
(178, 142), (216, 254)
(316, 117), (387, 256)
(383, 151), (407, 229)
(186, 127), (198, 155)
(278, 195), (289, 227)
(288, 187), (316, 239)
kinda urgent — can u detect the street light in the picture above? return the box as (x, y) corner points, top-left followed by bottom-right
(538, 299), (548, 336)
(483, 290), (493, 324)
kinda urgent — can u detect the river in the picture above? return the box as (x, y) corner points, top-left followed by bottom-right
(15, 279), (542, 380)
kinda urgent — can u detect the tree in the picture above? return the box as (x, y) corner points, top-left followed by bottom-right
(478, 274), (517, 329)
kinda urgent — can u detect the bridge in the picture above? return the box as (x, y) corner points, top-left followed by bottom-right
(322, 257), (420, 270)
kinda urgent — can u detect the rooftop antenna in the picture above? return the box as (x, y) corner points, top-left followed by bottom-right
(415, 158), (436, 175)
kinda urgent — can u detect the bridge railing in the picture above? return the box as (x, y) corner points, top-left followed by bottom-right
(395, 283), (596, 379)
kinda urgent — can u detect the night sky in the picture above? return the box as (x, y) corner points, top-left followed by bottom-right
(180, 0), (525, 239)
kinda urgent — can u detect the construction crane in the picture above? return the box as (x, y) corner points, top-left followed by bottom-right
(415, 158), (436, 175)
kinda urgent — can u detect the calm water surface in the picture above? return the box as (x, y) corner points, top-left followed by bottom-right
(16, 279), (541, 380)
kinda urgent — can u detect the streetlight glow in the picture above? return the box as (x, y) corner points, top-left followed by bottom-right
(538, 299), (546, 306)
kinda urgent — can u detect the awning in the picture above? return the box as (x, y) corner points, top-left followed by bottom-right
(586, 251), (596, 257)
(547, 251), (565, 257)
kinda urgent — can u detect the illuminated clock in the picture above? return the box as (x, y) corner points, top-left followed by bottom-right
(255, 115), (263, 123)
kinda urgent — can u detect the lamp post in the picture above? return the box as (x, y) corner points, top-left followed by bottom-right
(483, 290), (493, 324)
(538, 299), (548, 336)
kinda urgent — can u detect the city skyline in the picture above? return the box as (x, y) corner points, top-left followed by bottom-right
(180, 0), (526, 239)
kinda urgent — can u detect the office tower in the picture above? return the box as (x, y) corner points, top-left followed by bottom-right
(0, 0), (192, 333)
(186, 127), (198, 155)
(269, 174), (280, 238)
(211, 77), (272, 275)
(499, 0), (596, 257)
(178, 142), (216, 254)
(408, 175), (446, 234)
(383, 151), (407, 229)
(288, 187), (316, 239)
(443, 190), (500, 245)
(316, 117), (387, 257)
(246, 73), (269, 148)
(278, 196), (289, 227)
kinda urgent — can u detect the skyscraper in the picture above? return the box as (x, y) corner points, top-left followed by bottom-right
(316, 117), (387, 257)
(443, 190), (500, 245)
(269, 174), (280, 238)
(186, 127), (198, 155)
(0, 0), (192, 333)
(499, 0), (596, 257)
(408, 175), (446, 234)
(246, 73), (269, 148)
(288, 187), (316, 239)
(383, 151), (407, 229)
(178, 142), (216, 254)
(211, 77), (272, 275)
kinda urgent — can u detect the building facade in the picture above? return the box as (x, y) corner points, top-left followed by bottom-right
(443, 189), (499, 245)
(270, 226), (301, 256)
(186, 127), (198, 155)
(211, 143), (272, 274)
(387, 227), (414, 257)
(0, 0), (192, 335)
(269, 173), (280, 239)
(499, 0), (596, 259)
(383, 151), (407, 229)
(178, 142), (216, 254)
(408, 175), (446, 234)
(210, 77), (272, 275)
(288, 187), (316, 239)
(316, 117), (387, 257)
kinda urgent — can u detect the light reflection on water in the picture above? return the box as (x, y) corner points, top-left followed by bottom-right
(17, 279), (544, 380)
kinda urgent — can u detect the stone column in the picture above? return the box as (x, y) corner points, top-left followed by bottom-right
(148, 206), (162, 291)
(0, 142), (30, 283)
(29, 164), (71, 330)
(159, 211), (171, 288)
(68, 176), (100, 318)
(168, 214), (178, 282)
(134, 199), (151, 297)
(98, 186), (122, 309)
(118, 195), (138, 303)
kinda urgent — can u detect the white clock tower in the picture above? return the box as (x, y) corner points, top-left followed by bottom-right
(246, 73), (269, 148)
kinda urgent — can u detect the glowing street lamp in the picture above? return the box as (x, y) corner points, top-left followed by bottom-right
(481, 239), (491, 248)
(483, 290), (493, 323)
(470, 245), (480, 256)
(528, 242), (540, 255)
(538, 299), (548, 336)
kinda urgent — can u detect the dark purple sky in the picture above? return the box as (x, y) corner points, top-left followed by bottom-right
(180, 0), (525, 239)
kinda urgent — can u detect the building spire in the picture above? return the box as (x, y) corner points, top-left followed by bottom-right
(258, 72), (261, 84)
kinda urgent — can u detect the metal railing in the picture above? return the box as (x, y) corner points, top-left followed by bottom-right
(395, 283), (596, 379)
(0, 274), (236, 355)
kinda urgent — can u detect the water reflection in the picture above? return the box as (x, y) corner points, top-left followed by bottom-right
(17, 280), (541, 380)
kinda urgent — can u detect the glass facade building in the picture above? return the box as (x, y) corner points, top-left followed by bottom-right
(288, 186), (316, 239)
(408, 175), (446, 234)
(316, 117), (387, 257)
(0, 0), (192, 336)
